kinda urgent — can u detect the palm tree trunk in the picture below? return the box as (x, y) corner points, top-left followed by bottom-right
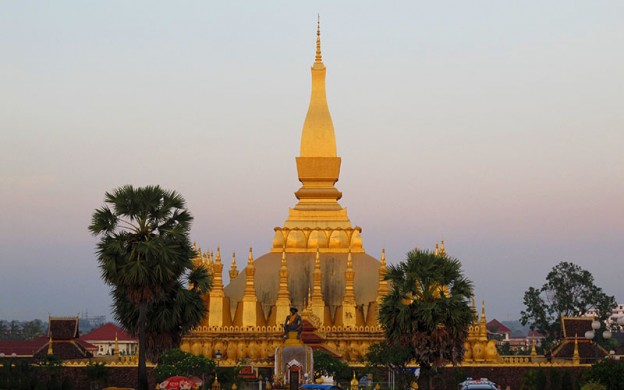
(137, 302), (149, 390)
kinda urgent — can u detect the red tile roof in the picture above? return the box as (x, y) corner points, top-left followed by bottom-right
(80, 323), (136, 342)
(487, 319), (511, 333)
(0, 337), (47, 357)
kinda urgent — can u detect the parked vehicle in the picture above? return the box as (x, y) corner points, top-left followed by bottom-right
(458, 377), (498, 390)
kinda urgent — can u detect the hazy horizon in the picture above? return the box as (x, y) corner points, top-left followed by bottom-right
(1, 1), (622, 323)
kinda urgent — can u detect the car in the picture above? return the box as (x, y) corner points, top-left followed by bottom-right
(299, 385), (342, 390)
(458, 377), (498, 390)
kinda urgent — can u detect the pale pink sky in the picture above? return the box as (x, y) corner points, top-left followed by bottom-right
(1, 1), (623, 322)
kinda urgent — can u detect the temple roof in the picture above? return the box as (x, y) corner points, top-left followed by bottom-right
(561, 317), (593, 339)
(81, 323), (136, 342)
(48, 316), (80, 340)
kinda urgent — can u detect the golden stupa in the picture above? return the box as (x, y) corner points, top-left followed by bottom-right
(181, 21), (386, 365)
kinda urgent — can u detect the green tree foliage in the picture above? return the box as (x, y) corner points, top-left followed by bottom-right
(379, 249), (473, 390)
(0, 320), (45, 340)
(366, 341), (412, 369)
(154, 349), (215, 383)
(581, 383), (607, 390)
(89, 185), (210, 390)
(85, 362), (108, 389)
(366, 342), (414, 389)
(520, 262), (616, 349)
(583, 359), (624, 390)
(312, 350), (350, 382)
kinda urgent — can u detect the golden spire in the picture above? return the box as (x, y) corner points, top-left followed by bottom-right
(310, 247), (325, 322)
(299, 16), (336, 157)
(376, 248), (389, 304)
(229, 251), (239, 279)
(573, 334), (580, 364)
(275, 247), (292, 323)
(315, 15), (322, 64)
(114, 333), (119, 356)
(480, 301), (488, 339)
(273, 18), (364, 254)
(243, 247), (257, 297)
(434, 242), (439, 256)
(212, 247), (224, 292)
(440, 240), (446, 256)
(342, 248), (357, 327)
(343, 249), (355, 304)
(208, 249), (226, 327)
(47, 336), (53, 355)
(278, 247), (290, 295)
(241, 247), (258, 327)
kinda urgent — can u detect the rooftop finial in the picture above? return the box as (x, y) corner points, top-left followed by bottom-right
(315, 15), (322, 63)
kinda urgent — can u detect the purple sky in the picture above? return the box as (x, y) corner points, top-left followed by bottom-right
(1, 1), (623, 323)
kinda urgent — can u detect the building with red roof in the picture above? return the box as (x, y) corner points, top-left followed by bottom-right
(0, 316), (96, 361)
(487, 319), (512, 341)
(81, 323), (137, 356)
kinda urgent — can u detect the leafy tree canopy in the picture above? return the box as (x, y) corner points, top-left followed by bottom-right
(154, 349), (215, 383)
(582, 359), (624, 390)
(365, 341), (413, 369)
(312, 350), (350, 382)
(520, 261), (616, 348)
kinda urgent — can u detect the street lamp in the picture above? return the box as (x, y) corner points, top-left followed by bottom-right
(215, 349), (222, 367)
(213, 350), (222, 390)
(586, 319), (612, 363)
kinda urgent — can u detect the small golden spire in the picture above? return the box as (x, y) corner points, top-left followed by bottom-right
(229, 251), (238, 278)
(215, 247), (222, 264)
(310, 246), (325, 321)
(275, 246), (291, 319)
(47, 336), (53, 355)
(480, 300), (488, 339)
(434, 242), (439, 256)
(248, 247), (253, 265)
(346, 247), (353, 269)
(573, 333), (580, 364)
(114, 332), (119, 356)
(315, 14), (322, 63)
(376, 248), (389, 304)
(440, 240), (446, 256)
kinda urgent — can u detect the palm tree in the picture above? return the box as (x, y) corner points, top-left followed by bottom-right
(89, 185), (209, 390)
(379, 249), (474, 390)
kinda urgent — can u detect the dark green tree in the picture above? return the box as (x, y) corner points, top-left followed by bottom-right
(22, 320), (45, 340)
(583, 359), (624, 390)
(312, 350), (350, 382)
(89, 185), (210, 390)
(154, 349), (215, 384)
(366, 342), (414, 389)
(379, 249), (473, 390)
(520, 262), (616, 349)
(85, 362), (108, 389)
